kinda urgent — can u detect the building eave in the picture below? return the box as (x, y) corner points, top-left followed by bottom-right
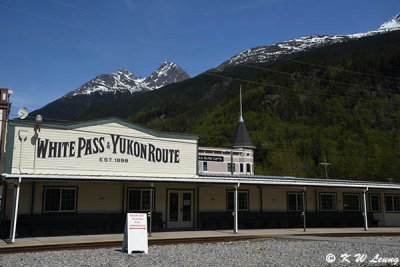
(3, 173), (400, 190)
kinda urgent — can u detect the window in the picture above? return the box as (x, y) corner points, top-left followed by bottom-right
(227, 163), (236, 173)
(385, 195), (400, 212)
(287, 192), (306, 212)
(227, 190), (248, 211)
(343, 193), (360, 211)
(319, 193), (337, 211)
(240, 163), (243, 173)
(246, 163), (251, 173)
(369, 193), (381, 212)
(203, 161), (208, 171)
(44, 187), (76, 212)
(128, 188), (155, 211)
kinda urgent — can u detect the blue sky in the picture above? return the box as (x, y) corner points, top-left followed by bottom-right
(0, 0), (399, 114)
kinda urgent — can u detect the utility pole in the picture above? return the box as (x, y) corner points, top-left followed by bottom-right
(397, 119), (400, 157)
(319, 156), (331, 179)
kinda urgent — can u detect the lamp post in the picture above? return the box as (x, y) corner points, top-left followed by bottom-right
(233, 183), (239, 234)
(33, 115), (42, 173)
(362, 188), (368, 231)
(34, 115), (42, 133)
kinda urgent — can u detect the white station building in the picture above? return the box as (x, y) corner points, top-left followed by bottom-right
(0, 88), (400, 243)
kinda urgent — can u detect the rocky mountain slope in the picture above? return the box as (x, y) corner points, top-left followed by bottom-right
(214, 13), (400, 71)
(30, 61), (189, 119)
(66, 61), (189, 96)
(67, 14), (400, 182)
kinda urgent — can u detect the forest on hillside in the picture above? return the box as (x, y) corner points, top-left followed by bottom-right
(75, 31), (400, 182)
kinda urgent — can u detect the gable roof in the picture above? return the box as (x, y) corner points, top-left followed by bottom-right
(8, 117), (199, 140)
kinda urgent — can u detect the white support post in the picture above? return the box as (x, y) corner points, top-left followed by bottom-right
(9, 177), (21, 244)
(233, 184), (239, 234)
(363, 188), (368, 231)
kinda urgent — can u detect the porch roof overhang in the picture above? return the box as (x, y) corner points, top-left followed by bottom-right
(2, 173), (400, 190)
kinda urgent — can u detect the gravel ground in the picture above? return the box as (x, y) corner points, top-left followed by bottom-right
(1, 237), (400, 267)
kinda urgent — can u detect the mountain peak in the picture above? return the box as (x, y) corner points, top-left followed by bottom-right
(112, 68), (137, 79)
(144, 62), (190, 89)
(113, 67), (130, 74)
(215, 13), (400, 72)
(66, 62), (189, 97)
(379, 13), (400, 30)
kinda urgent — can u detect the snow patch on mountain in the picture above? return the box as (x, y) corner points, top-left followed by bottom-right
(215, 13), (400, 71)
(379, 13), (400, 30)
(143, 61), (190, 89)
(66, 63), (189, 97)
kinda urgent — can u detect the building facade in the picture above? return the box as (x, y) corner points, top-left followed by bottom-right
(0, 117), (399, 243)
(0, 88), (399, 243)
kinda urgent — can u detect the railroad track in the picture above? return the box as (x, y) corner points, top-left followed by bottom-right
(1, 232), (399, 254)
(0, 235), (260, 254)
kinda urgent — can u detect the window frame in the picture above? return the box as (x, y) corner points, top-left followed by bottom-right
(369, 193), (381, 213)
(203, 161), (208, 171)
(127, 187), (155, 212)
(342, 193), (361, 212)
(385, 194), (400, 213)
(43, 186), (77, 213)
(227, 163), (236, 173)
(319, 192), (337, 212)
(226, 189), (249, 212)
(287, 191), (306, 212)
(246, 163), (251, 173)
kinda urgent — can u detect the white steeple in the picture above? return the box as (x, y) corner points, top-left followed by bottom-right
(238, 85), (244, 122)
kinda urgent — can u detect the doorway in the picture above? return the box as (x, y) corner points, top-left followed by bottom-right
(167, 190), (194, 229)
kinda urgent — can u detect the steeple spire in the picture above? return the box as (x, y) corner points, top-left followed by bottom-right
(231, 85), (255, 150)
(239, 85), (244, 122)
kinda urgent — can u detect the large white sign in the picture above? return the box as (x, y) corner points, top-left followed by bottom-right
(9, 121), (198, 177)
(122, 213), (148, 254)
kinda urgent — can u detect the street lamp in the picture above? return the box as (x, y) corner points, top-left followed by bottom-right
(34, 115), (42, 134)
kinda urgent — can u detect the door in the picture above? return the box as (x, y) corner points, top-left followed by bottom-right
(167, 190), (194, 229)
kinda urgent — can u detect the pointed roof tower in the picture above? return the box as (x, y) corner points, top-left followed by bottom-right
(231, 86), (255, 150)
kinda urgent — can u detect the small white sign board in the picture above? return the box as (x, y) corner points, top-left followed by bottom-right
(122, 213), (148, 254)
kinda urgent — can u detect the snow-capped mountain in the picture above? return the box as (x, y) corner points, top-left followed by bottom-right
(379, 13), (400, 30)
(215, 13), (400, 71)
(66, 62), (189, 97)
(143, 62), (190, 89)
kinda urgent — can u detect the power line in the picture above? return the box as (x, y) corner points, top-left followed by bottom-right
(47, 0), (236, 50)
(204, 72), (400, 106)
(2, 24), (399, 108)
(279, 57), (400, 81)
(6, 114), (400, 160)
(0, 25), (160, 66)
(47, 0), (400, 81)
(0, 4), (219, 62)
(0, 4), (389, 92)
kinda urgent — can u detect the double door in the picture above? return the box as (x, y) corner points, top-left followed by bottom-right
(167, 190), (193, 229)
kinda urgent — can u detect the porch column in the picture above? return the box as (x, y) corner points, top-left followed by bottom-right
(302, 187), (306, 232)
(363, 188), (368, 231)
(148, 183), (154, 237)
(9, 177), (21, 244)
(233, 184), (239, 234)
